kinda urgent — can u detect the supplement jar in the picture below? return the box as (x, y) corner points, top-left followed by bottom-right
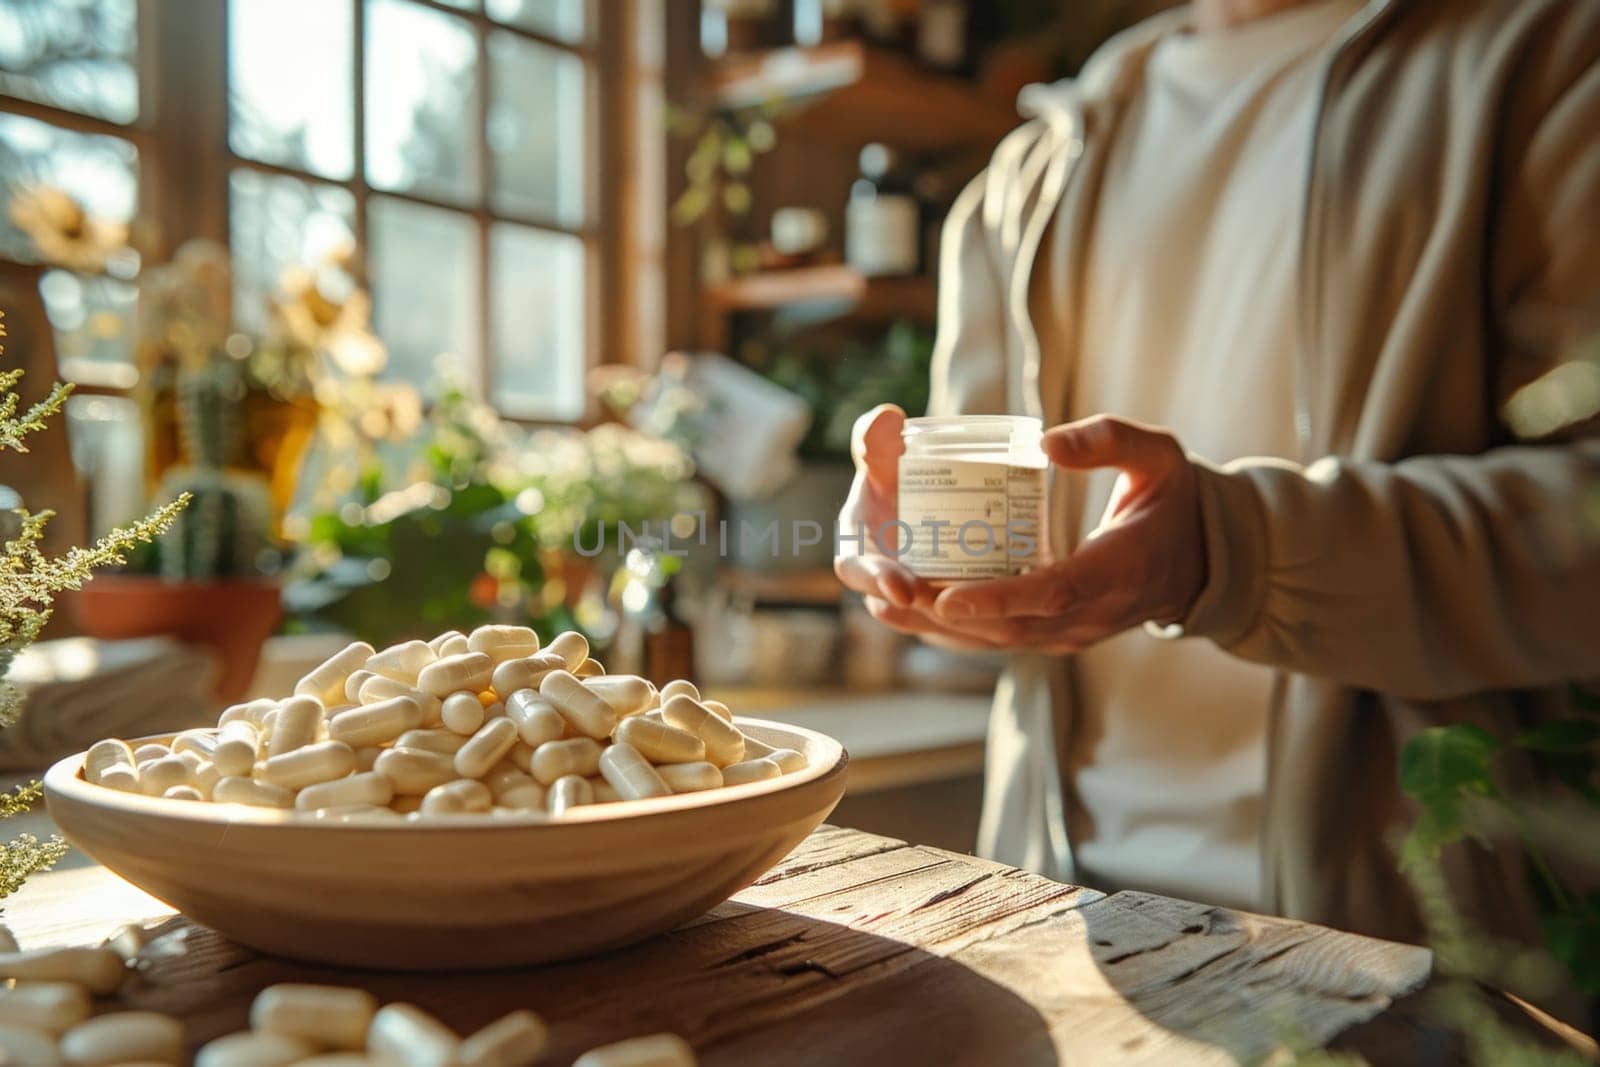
(897, 416), (1047, 580)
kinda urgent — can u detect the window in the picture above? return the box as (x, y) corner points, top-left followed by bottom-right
(1, 0), (611, 420)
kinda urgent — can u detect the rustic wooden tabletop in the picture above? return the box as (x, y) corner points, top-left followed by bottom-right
(13, 824), (1452, 1064)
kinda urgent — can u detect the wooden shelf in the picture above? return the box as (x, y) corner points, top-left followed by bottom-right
(709, 41), (1016, 153)
(721, 566), (843, 605)
(706, 264), (936, 321)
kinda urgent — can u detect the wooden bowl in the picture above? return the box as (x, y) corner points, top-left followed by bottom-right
(43, 719), (847, 970)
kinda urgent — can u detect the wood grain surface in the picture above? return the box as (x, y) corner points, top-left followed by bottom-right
(10, 825), (1439, 1064)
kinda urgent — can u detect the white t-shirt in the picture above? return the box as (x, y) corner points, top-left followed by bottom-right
(1058, 0), (1362, 910)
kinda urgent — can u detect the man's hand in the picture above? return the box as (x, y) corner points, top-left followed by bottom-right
(834, 409), (1208, 653)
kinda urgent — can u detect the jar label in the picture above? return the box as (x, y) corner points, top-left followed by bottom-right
(896, 457), (1045, 579)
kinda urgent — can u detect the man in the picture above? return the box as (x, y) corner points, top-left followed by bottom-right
(835, 0), (1600, 977)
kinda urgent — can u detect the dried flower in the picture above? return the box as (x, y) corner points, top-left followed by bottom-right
(7, 184), (128, 274)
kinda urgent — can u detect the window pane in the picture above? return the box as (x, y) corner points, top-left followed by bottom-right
(229, 0), (355, 180)
(40, 269), (137, 378)
(490, 222), (584, 419)
(488, 31), (584, 227)
(0, 112), (137, 266)
(229, 169), (357, 334)
(0, 0), (138, 123)
(486, 0), (585, 43)
(369, 197), (480, 393)
(365, 0), (479, 204)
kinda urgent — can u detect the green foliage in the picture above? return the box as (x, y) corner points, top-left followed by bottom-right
(152, 468), (273, 580)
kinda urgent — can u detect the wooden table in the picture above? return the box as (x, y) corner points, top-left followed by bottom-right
(14, 825), (1444, 1064)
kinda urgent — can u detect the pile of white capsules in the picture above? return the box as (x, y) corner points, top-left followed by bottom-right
(81, 626), (808, 819)
(0, 928), (692, 1065)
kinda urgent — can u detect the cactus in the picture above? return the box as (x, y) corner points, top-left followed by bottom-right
(175, 355), (246, 470)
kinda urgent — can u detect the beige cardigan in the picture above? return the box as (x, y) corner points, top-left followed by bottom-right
(929, 0), (1600, 949)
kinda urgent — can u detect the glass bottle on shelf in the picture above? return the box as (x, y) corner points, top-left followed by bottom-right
(846, 143), (920, 277)
(917, 0), (970, 73)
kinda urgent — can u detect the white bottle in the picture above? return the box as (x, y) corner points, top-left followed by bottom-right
(846, 143), (920, 277)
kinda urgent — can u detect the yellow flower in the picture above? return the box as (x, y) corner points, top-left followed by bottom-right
(7, 184), (128, 274)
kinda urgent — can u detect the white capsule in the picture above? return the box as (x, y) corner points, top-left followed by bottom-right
(489, 653), (565, 699)
(417, 652), (494, 698)
(541, 630), (587, 671)
(59, 1010), (182, 1065)
(497, 781), (547, 811)
(441, 691), (488, 736)
(427, 630), (464, 653)
(504, 689), (566, 747)
(359, 674), (444, 725)
(454, 718), (519, 779)
(96, 764), (141, 793)
(328, 696), (425, 747)
(219, 698), (276, 728)
(213, 719), (260, 776)
(768, 747), (807, 773)
(295, 641), (376, 706)
(162, 784), (204, 802)
(213, 776), (294, 808)
(133, 742), (171, 764)
(139, 756), (190, 797)
(196, 1029), (315, 1067)
(739, 733), (776, 759)
(540, 669), (617, 739)
(702, 699), (733, 723)
(506, 741), (536, 773)
(583, 675), (655, 717)
(459, 1009), (549, 1067)
(574, 1032), (696, 1067)
(657, 761), (723, 794)
(368, 1002), (461, 1066)
(343, 668), (378, 704)
(574, 658), (605, 678)
(85, 738), (136, 783)
(615, 716), (706, 766)
(0, 1022), (61, 1065)
(661, 695), (746, 766)
(259, 739), (355, 790)
(395, 728), (469, 755)
(599, 743), (672, 801)
(251, 983), (377, 1049)
(420, 778), (493, 815)
(366, 639), (435, 683)
(0, 947), (125, 994)
(546, 774), (593, 815)
(658, 679), (700, 704)
(530, 738), (603, 786)
(267, 695), (325, 757)
(172, 728), (218, 760)
(467, 624), (540, 665)
(0, 980), (89, 1033)
(722, 756), (784, 786)
(435, 633), (470, 657)
(295, 771), (394, 812)
(102, 922), (151, 960)
(484, 762), (535, 797)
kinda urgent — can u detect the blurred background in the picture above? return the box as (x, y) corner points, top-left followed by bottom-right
(0, 0), (1165, 851)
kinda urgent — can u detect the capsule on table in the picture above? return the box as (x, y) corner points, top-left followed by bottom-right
(441, 691), (487, 736)
(296, 771), (394, 811)
(658, 679), (700, 704)
(368, 1002), (461, 1066)
(490, 652), (565, 699)
(267, 695), (325, 757)
(660, 696), (746, 766)
(721, 757), (785, 786)
(467, 623), (540, 665)
(598, 742), (672, 801)
(454, 717), (519, 779)
(458, 1009), (549, 1067)
(395, 728), (469, 755)
(0, 946), (125, 994)
(767, 747), (808, 774)
(195, 1029), (315, 1067)
(546, 774), (594, 815)
(138, 756), (191, 797)
(0, 980), (89, 1033)
(59, 1010), (182, 1065)
(213, 776), (294, 809)
(657, 761), (723, 794)
(504, 688), (567, 747)
(259, 740), (356, 790)
(251, 983), (377, 1050)
(420, 778), (493, 814)
(544, 630), (589, 671)
(614, 716), (706, 766)
(295, 641), (376, 707)
(218, 697), (276, 728)
(0, 1022), (61, 1065)
(328, 695), (425, 747)
(540, 670), (617, 740)
(530, 737), (603, 786)
(573, 1033), (697, 1067)
(213, 719), (260, 776)
(583, 675), (655, 717)
(417, 651), (494, 698)
(365, 638), (435, 683)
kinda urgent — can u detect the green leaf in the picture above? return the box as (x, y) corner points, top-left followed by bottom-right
(1399, 797), (1467, 869)
(1516, 719), (1600, 753)
(1539, 891), (1600, 995)
(1400, 725), (1501, 804)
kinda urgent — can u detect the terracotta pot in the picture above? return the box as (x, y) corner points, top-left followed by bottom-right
(67, 575), (282, 703)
